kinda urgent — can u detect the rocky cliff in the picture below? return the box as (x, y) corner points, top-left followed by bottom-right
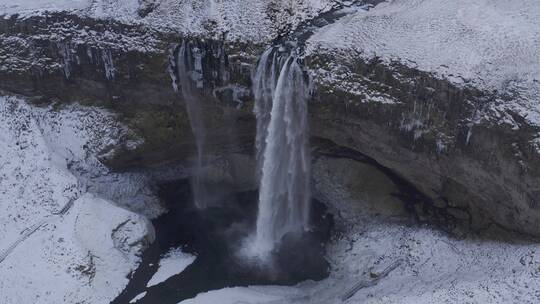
(2, 0), (540, 238)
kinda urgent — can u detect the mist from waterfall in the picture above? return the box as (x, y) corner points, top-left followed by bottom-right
(248, 47), (311, 259)
(176, 40), (208, 209)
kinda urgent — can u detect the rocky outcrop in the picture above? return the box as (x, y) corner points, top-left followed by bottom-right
(2, 4), (540, 237)
(0, 12), (258, 168)
(0, 95), (157, 303)
(306, 48), (540, 235)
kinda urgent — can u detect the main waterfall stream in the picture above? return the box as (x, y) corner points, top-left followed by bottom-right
(249, 46), (312, 259)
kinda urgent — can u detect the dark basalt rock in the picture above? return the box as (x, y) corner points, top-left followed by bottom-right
(307, 51), (540, 236)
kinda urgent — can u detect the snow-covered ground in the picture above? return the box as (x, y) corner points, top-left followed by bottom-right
(146, 248), (196, 288)
(0, 0), (87, 16)
(307, 0), (540, 128)
(0, 95), (157, 303)
(0, 0), (338, 43)
(179, 208), (540, 304)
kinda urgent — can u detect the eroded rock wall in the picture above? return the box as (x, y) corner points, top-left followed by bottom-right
(1, 6), (540, 237)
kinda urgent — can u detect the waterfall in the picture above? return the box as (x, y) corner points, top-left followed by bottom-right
(249, 47), (311, 259)
(168, 39), (229, 209)
(252, 48), (288, 179)
(177, 40), (208, 209)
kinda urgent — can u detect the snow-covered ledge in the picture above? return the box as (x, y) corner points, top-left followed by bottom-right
(0, 95), (155, 303)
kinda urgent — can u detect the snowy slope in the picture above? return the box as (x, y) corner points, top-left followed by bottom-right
(33, 103), (164, 218)
(0, 0), (88, 16)
(0, 95), (156, 303)
(1, 0), (338, 43)
(307, 0), (540, 127)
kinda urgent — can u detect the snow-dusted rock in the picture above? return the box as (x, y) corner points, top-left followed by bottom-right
(304, 1), (540, 236)
(0, 95), (156, 303)
(307, 0), (540, 127)
(2, 0), (540, 235)
(0, 0), (343, 43)
(1, 1), (540, 303)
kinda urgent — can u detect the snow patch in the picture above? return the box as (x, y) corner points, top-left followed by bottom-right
(129, 291), (147, 303)
(147, 248), (196, 288)
(178, 286), (300, 304)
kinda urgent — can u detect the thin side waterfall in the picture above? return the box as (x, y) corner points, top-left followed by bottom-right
(169, 39), (229, 209)
(249, 48), (311, 259)
(177, 40), (208, 209)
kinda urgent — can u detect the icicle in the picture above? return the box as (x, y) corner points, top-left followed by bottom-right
(86, 47), (93, 64)
(101, 49), (115, 80)
(168, 44), (179, 92)
(57, 42), (73, 79)
(466, 126), (473, 145)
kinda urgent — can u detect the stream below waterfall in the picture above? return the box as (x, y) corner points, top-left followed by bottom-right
(111, 178), (333, 304)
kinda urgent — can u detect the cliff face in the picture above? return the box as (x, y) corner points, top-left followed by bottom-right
(305, 0), (540, 235)
(2, 0), (540, 237)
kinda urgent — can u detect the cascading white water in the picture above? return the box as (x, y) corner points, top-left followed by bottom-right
(177, 40), (208, 209)
(252, 48), (288, 178)
(250, 48), (311, 259)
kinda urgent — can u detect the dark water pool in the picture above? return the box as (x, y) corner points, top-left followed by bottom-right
(111, 179), (333, 304)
